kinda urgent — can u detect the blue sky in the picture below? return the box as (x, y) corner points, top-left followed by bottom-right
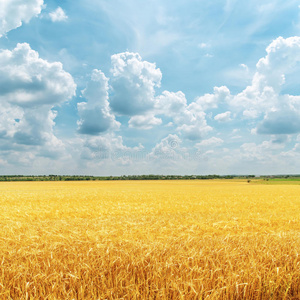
(1, 0), (300, 175)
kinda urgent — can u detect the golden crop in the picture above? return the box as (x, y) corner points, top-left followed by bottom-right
(1, 180), (300, 299)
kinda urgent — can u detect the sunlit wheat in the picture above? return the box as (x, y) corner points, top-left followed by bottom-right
(0, 180), (300, 299)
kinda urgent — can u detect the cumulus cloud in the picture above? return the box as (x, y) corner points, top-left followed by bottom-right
(4, 37), (300, 173)
(230, 36), (300, 135)
(157, 91), (212, 140)
(13, 108), (56, 146)
(0, 43), (76, 107)
(82, 52), (217, 139)
(0, 43), (76, 154)
(214, 111), (232, 122)
(0, 0), (44, 37)
(193, 86), (231, 111)
(128, 114), (162, 129)
(177, 117), (212, 140)
(77, 69), (120, 135)
(156, 91), (187, 116)
(109, 52), (162, 116)
(256, 36), (300, 91)
(49, 7), (68, 22)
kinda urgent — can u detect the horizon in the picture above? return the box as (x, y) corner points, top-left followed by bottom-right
(0, 174), (299, 178)
(1, 1), (300, 175)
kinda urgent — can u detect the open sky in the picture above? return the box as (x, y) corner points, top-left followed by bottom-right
(1, 0), (300, 175)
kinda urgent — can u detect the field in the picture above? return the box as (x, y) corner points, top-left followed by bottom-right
(1, 180), (300, 299)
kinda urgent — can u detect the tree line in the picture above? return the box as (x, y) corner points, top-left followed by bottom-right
(0, 174), (298, 182)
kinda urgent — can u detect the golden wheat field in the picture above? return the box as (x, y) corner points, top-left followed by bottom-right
(1, 180), (300, 299)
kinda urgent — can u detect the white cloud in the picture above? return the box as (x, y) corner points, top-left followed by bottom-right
(128, 114), (162, 129)
(147, 134), (185, 166)
(0, 102), (23, 139)
(243, 109), (259, 119)
(81, 134), (144, 167)
(14, 108), (56, 146)
(3, 37), (300, 173)
(157, 91), (212, 140)
(256, 36), (300, 91)
(196, 137), (224, 148)
(77, 69), (120, 135)
(156, 90), (187, 116)
(82, 52), (223, 141)
(49, 7), (68, 22)
(214, 111), (232, 122)
(193, 86), (231, 111)
(0, 0), (44, 37)
(176, 116), (212, 140)
(233, 36), (300, 110)
(0, 43), (76, 107)
(230, 36), (300, 135)
(239, 140), (285, 162)
(109, 52), (162, 116)
(0, 43), (76, 154)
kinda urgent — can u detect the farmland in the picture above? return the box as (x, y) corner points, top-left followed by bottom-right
(1, 180), (300, 299)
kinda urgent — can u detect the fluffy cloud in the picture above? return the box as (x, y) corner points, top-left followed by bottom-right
(0, 0), (44, 37)
(13, 108), (56, 146)
(109, 52), (162, 116)
(0, 43), (76, 107)
(3, 37), (300, 173)
(49, 7), (68, 22)
(231, 36), (300, 135)
(77, 69), (120, 135)
(193, 86), (231, 111)
(156, 91), (187, 116)
(0, 102), (23, 139)
(95, 52), (218, 138)
(128, 114), (162, 129)
(177, 116), (212, 140)
(157, 91), (212, 140)
(214, 111), (232, 122)
(0, 43), (76, 154)
(256, 36), (300, 91)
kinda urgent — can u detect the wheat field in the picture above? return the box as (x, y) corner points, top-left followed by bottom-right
(1, 180), (300, 299)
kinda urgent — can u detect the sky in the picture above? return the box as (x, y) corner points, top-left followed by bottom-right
(1, 0), (300, 175)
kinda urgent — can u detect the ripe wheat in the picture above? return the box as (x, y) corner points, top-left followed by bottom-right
(0, 180), (300, 299)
